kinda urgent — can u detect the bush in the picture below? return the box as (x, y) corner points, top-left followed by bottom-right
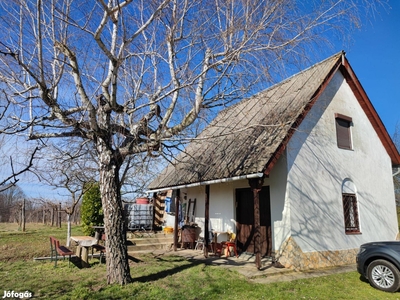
(81, 182), (103, 236)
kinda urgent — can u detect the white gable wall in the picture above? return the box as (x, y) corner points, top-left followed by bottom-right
(268, 153), (291, 253)
(285, 70), (398, 253)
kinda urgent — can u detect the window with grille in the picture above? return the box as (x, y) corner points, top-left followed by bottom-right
(342, 193), (360, 234)
(335, 114), (352, 150)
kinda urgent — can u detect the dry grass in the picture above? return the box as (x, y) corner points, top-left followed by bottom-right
(0, 223), (82, 262)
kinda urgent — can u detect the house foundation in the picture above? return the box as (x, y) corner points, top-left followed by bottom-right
(276, 237), (358, 270)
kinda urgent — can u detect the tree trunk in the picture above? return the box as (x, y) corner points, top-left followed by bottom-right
(97, 139), (132, 285)
(66, 214), (71, 247)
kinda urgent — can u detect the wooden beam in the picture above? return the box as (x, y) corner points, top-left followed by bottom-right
(173, 189), (180, 251)
(249, 177), (264, 270)
(204, 185), (210, 258)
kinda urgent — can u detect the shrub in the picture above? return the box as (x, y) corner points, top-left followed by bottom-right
(81, 182), (103, 236)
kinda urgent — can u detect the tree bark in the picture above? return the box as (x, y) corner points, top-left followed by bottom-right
(66, 214), (72, 247)
(97, 138), (132, 285)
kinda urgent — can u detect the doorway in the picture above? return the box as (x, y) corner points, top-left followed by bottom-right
(235, 186), (272, 257)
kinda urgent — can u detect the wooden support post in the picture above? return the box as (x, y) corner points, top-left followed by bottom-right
(173, 189), (180, 251)
(204, 185), (210, 258)
(58, 203), (62, 228)
(21, 198), (26, 232)
(249, 177), (264, 270)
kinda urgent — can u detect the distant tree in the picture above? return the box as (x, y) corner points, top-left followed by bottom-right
(0, 185), (25, 222)
(81, 182), (103, 236)
(34, 142), (97, 244)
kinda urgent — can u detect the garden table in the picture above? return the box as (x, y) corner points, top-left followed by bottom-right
(70, 236), (98, 268)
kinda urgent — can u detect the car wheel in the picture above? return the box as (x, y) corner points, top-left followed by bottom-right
(367, 259), (400, 292)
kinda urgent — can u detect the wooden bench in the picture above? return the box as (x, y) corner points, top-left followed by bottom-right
(49, 236), (74, 267)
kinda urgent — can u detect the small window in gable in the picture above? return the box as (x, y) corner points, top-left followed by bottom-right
(335, 114), (352, 150)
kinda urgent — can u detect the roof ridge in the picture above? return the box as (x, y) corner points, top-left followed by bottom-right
(217, 51), (344, 116)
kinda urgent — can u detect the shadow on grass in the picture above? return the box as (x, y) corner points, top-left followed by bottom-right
(359, 275), (369, 284)
(130, 255), (204, 283)
(128, 255), (143, 263)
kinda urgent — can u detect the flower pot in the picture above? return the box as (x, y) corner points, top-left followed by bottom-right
(136, 197), (149, 204)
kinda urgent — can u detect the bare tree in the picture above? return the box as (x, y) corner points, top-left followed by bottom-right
(39, 144), (96, 245)
(0, 0), (385, 284)
(0, 104), (39, 192)
(0, 184), (25, 222)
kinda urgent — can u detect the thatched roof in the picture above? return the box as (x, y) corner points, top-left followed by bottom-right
(148, 52), (400, 191)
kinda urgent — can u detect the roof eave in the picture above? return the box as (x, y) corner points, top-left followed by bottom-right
(146, 172), (264, 194)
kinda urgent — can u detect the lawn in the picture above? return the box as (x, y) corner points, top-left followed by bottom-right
(0, 223), (399, 299)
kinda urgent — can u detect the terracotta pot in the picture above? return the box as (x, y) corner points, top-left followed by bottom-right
(136, 197), (149, 204)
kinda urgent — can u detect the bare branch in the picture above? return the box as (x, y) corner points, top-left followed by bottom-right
(0, 147), (39, 192)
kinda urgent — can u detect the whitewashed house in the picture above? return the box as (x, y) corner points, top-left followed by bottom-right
(147, 52), (400, 270)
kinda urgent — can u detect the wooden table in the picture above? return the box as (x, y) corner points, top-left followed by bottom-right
(70, 236), (98, 268)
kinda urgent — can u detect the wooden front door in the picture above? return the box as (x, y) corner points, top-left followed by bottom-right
(236, 186), (272, 257)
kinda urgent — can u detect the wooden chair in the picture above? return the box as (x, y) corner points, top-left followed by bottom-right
(49, 236), (74, 267)
(220, 232), (239, 258)
(91, 233), (106, 264)
(195, 231), (214, 252)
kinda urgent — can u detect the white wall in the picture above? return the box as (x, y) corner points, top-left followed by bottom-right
(168, 164), (290, 247)
(269, 153), (291, 252)
(179, 184), (236, 242)
(286, 71), (398, 253)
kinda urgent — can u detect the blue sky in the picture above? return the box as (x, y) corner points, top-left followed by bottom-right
(12, 1), (400, 200)
(344, 0), (400, 137)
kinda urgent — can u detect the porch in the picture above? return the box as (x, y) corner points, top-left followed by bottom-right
(129, 247), (356, 284)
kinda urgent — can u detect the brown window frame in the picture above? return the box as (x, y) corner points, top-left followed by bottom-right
(335, 113), (353, 150)
(342, 193), (360, 234)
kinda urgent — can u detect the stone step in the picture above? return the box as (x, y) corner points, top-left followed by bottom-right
(127, 236), (174, 245)
(127, 242), (172, 253)
(126, 232), (175, 253)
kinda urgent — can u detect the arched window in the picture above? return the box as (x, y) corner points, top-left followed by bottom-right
(342, 179), (360, 234)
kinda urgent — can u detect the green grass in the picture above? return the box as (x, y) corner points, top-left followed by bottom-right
(1, 223), (400, 299)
